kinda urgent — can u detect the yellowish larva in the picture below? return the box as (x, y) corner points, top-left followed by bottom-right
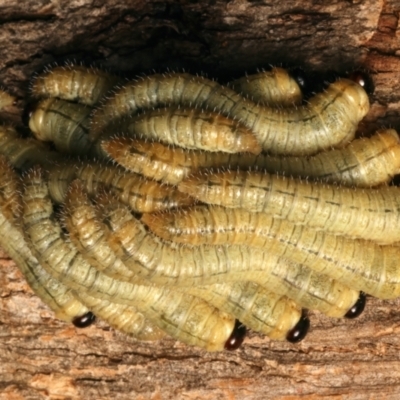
(100, 107), (262, 155)
(90, 73), (369, 155)
(96, 197), (358, 317)
(73, 291), (166, 341)
(30, 64), (120, 106)
(102, 129), (400, 187)
(188, 282), (303, 340)
(22, 167), (238, 351)
(46, 160), (194, 212)
(0, 125), (64, 171)
(228, 67), (303, 106)
(28, 98), (94, 156)
(178, 169), (400, 244)
(0, 157), (90, 322)
(142, 205), (400, 299)
(62, 179), (147, 282)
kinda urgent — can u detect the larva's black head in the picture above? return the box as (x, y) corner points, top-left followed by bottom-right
(224, 320), (246, 350)
(72, 311), (96, 328)
(286, 311), (310, 343)
(22, 101), (37, 127)
(344, 292), (366, 319)
(347, 71), (374, 95)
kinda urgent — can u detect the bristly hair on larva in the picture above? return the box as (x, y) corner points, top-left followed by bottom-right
(95, 106), (262, 156)
(22, 167), (241, 351)
(228, 67), (303, 106)
(28, 98), (94, 156)
(141, 204), (400, 300)
(177, 169), (400, 244)
(30, 63), (121, 106)
(90, 73), (369, 156)
(101, 128), (400, 187)
(45, 160), (195, 212)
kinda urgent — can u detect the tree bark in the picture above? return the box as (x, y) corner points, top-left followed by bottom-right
(1, 0), (400, 398)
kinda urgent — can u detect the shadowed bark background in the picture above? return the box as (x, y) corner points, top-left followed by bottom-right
(1, 0), (400, 398)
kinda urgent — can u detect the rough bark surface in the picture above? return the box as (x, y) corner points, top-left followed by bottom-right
(1, 1), (400, 399)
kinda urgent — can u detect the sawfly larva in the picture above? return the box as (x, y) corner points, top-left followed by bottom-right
(62, 179), (146, 282)
(188, 282), (306, 341)
(22, 167), (241, 351)
(228, 67), (303, 106)
(30, 64), (120, 106)
(0, 157), (91, 323)
(28, 98), (94, 156)
(64, 182), (309, 340)
(102, 129), (400, 187)
(178, 169), (400, 244)
(0, 125), (63, 171)
(73, 291), (166, 341)
(143, 205), (400, 299)
(97, 197), (360, 318)
(46, 161), (194, 212)
(99, 107), (262, 155)
(90, 73), (369, 155)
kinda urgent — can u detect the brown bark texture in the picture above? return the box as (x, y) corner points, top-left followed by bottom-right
(1, 0), (400, 398)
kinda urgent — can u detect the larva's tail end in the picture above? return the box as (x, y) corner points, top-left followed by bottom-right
(239, 129), (263, 155)
(64, 179), (90, 209)
(100, 136), (127, 161)
(141, 211), (178, 242)
(177, 174), (204, 197)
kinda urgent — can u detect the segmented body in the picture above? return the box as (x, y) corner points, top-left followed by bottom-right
(90, 73), (369, 155)
(46, 161), (194, 212)
(74, 292), (166, 341)
(0, 158), (89, 321)
(228, 67), (303, 106)
(30, 64), (120, 106)
(102, 107), (261, 155)
(178, 170), (400, 244)
(0, 125), (63, 170)
(142, 205), (400, 298)
(96, 198), (357, 317)
(29, 98), (93, 156)
(22, 167), (236, 351)
(103, 129), (400, 186)
(188, 282), (302, 340)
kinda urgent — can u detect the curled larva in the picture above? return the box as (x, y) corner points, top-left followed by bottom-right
(178, 169), (400, 244)
(30, 64), (120, 106)
(63, 182), (306, 340)
(90, 73), (369, 155)
(102, 129), (400, 187)
(96, 198), (358, 317)
(28, 98), (94, 156)
(0, 125), (63, 170)
(142, 205), (400, 299)
(99, 107), (262, 155)
(188, 282), (304, 341)
(261, 129), (400, 187)
(228, 67), (303, 106)
(0, 157), (90, 322)
(46, 161), (194, 212)
(73, 292), (166, 341)
(62, 179), (145, 282)
(22, 167), (238, 351)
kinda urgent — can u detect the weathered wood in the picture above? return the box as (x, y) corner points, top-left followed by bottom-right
(1, 0), (400, 398)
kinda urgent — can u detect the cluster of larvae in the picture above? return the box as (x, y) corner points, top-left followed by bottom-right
(1, 63), (398, 352)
